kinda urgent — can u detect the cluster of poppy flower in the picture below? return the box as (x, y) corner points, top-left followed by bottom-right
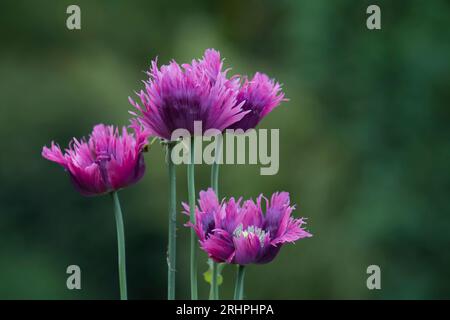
(42, 49), (312, 300)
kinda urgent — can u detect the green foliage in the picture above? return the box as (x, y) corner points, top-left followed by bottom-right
(203, 261), (224, 286)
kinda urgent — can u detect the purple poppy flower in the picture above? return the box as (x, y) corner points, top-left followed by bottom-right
(42, 123), (149, 196)
(129, 49), (247, 141)
(228, 72), (286, 131)
(183, 189), (312, 265)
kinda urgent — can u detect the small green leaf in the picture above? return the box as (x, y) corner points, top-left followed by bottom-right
(203, 267), (223, 286)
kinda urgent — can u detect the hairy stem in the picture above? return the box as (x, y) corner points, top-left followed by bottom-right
(167, 143), (177, 300)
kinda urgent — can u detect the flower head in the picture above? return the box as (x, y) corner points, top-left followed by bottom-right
(42, 123), (149, 196)
(184, 189), (311, 265)
(228, 72), (286, 131)
(129, 49), (247, 141)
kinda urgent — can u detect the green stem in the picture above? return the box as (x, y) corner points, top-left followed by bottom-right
(211, 159), (219, 196)
(211, 261), (219, 300)
(167, 143), (177, 300)
(111, 191), (128, 300)
(188, 137), (198, 300)
(209, 137), (222, 300)
(233, 265), (246, 300)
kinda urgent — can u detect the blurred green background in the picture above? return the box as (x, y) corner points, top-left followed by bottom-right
(0, 0), (449, 299)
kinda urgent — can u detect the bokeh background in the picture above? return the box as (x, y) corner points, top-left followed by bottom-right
(1, 0), (449, 299)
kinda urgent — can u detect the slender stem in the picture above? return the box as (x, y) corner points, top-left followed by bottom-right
(211, 261), (219, 300)
(208, 262), (214, 300)
(111, 191), (128, 300)
(211, 136), (222, 195)
(208, 260), (218, 299)
(233, 265), (246, 300)
(188, 137), (198, 300)
(167, 143), (177, 300)
(211, 160), (219, 196)
(209, 137), (222, 300)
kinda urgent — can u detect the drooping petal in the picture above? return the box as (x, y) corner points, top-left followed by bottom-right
(107, 153), (146, 191)
(256, 243), (281, 264)
(42, 142), (68, 168)
(271, 218), (313, 246)
(182, 202), (205, 239)
(200, 230), (235, 263)
(66, 162), (107, 196)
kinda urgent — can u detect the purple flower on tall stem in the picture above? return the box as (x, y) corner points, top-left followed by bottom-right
(184, 188), (312, 266)
(42, 123), (149, 299)
(42, 123), (149, 196)
(129, 49), (248, 299)
(228, 72), (286, 131)
(129, 49), (247, 141)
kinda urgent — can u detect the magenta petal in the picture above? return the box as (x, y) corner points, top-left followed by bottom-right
(240, 198), (263, 229)
(181, 202), (191, 216)
(108, 153), (146, 191)
(184, 189), (311, 266)
(232, 233), (264, 265)
(67, 162), (107, 196)
(257, 244), (281, 264)
(271, 218), (313, 246)
(227, 72), (286, 131)
(200, 230), (235, 263)
(263, 192), (292, 238)
(42, 123), (149, 196)
(198, 188), (220, 213)
(42, 142), (67, 168)
(130, 49), (248, 140)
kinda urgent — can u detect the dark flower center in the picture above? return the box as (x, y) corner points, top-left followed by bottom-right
(202, 212), (216, 238)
